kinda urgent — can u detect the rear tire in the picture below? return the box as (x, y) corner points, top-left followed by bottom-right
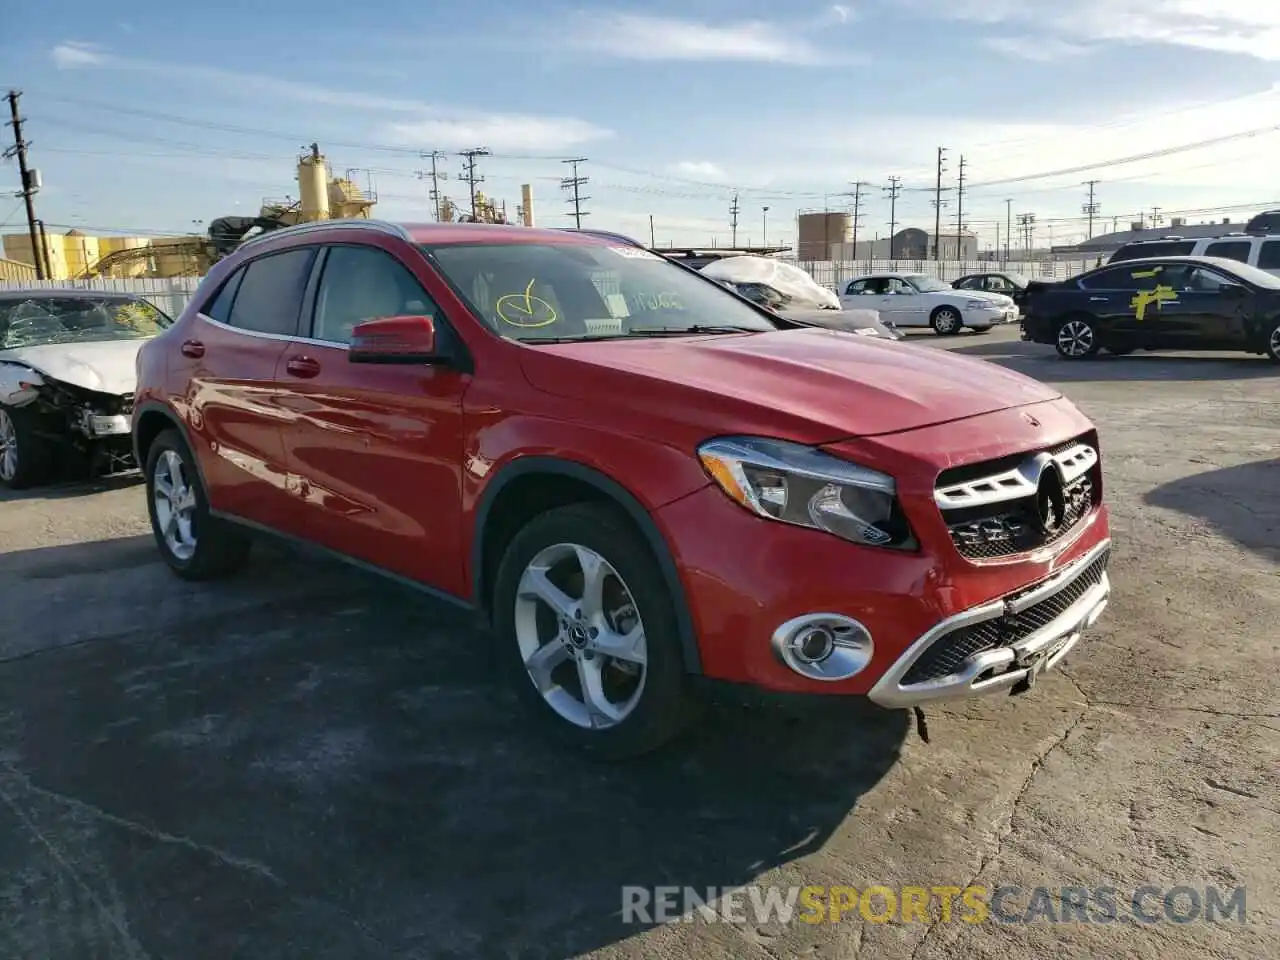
(931, 307), (963, 336)
(145, 428), (250, 580)
(0, 405), (52, 490)
(492, 502), (696, 759)
(1266, 320), (1280, 363)
(1055, 315), (1101, 359)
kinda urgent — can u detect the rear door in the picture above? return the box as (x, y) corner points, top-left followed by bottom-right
(275, 242), (472, 596)
(184, 246), (316, 523)
(1202, 239), (1253, 266)
(1101, 262), (1209, 348)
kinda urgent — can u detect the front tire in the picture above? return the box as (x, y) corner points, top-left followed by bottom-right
(145, 428), (250, 580)
(0, 405), (51, 490)
(492, 502), (695, 759)
(1266, 320), (1280, 363)
(931, 307), (963, 336)
(1056, 316), (1101, 359)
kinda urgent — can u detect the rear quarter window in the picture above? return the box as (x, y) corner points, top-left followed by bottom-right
(1203, 240), (1252, 263)
(1258, 241), (1280, 270)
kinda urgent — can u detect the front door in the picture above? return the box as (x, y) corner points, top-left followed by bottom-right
(274, 242), (471, 597)
(182, 247), (316, 525)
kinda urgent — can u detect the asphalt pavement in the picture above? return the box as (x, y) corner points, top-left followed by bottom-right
(0, 326), (1276, 959)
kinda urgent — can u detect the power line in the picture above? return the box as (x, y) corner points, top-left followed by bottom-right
(561, 157), (589, 228)
(416, 151), (448, 222)
(459, 148), (489, 220)
(729, 193), (740, 247)
(3, 90), (45, 279)
(1082, 180), (1100, 239)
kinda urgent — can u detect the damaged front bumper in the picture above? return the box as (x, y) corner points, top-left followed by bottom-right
(1, 365), (137, 472)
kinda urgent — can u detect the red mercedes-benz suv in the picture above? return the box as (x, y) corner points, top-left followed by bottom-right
(132, 220), (1112, 757)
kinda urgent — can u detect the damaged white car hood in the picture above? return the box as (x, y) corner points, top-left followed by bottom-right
(0, 339), (145, 395)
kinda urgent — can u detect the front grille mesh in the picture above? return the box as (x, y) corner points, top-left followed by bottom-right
(900, 548), (1109, 686)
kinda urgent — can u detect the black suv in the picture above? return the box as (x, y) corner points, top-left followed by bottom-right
(1021, 256), (1280, 361)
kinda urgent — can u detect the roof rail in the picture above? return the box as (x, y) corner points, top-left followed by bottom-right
(237, 218), (412, 250)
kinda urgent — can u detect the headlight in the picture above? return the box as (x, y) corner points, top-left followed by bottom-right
(964, 299), (993, 309)
(697, 436), (917, 549)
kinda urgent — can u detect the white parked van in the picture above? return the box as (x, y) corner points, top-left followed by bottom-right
(1108, 233), (1280, 274)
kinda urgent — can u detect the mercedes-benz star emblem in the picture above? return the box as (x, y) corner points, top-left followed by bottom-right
(567, 623), (591, 649)
(1034, 463), (1067, 534)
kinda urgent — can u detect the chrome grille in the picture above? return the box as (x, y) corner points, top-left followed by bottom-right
(901, 548), (1109, 685)
(935, 437), (1100, 560)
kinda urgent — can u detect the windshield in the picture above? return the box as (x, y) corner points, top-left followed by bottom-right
(423, 242), (781, 341)
(1212, 258), (1280, 289)
(0, 296), (173, 350)
(905, 275), (951, 293)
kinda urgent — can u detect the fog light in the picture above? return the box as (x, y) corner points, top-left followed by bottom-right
(771, 614), (874, 682)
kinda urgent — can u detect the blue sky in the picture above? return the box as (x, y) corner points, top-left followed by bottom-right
(2, 0), (1279, 251)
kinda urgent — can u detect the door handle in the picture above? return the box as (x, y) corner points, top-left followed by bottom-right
(285, 355), (321, 379)
(1089, 297), (1108, 302)
(180, 339), (205, 358)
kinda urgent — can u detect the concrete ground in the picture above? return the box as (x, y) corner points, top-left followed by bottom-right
(0, 325), (1276, 959)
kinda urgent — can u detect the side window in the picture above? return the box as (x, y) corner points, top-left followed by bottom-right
(887, 278), (913, 294)
(1079, 267), (1144, 291)
(955, 277), (977, 290)
(1258, 241), (1280, 270)
(1184, 267), (1233, 292)
(312, 245), (439, 345)
(988, 276), (1013, 292)
(202, 268), (244, 323)
(844, 279), (868, 295)
(226, 248), (317, 336)
(1204, 240), (1252, 263)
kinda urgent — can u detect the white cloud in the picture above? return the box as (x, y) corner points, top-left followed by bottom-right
(46, 42), (613, 152)
(561, 13), (838, 64)
(983, 36), (1092, 61)
(383, 115), (613, 152)
(52, 43), (106, 68)
(907, 0), (1280, 60)
(670, 161), (727, 180)
(830, 5), (855, 24)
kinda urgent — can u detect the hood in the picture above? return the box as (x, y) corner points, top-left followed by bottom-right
(520, 328), (1060, 442)
(0, 339), (145, 394)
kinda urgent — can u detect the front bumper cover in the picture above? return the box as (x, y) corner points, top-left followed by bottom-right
(868, 538), (1111, 708)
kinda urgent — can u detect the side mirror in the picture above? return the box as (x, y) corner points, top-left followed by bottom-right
(348, 315), (441, 364)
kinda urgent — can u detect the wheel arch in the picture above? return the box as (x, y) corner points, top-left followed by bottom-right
(472, 456), (703, 674)
(132, 401), (211, 492)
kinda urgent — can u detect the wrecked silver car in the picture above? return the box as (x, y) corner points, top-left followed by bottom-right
(0, 290), (173, 489)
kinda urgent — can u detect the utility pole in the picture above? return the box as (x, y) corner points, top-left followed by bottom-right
(729, 193), (740, 247)
(848, 181), (866, 261)
(1005, 199), (1013, 264)
(1082, 180), (1100, 240)
(458, 148), (489, 221)
(1150, 206), (1164, 228)
(1017, 212), (1036, 256)
(4, 90), (45, 280)
(649, 214), (655, 247)
(884, 176), (902, 260)
(954, 155), (967, 261)
(560, 157), (589, 228)
(762, 206), (770, 247)
(932, 147), (948, 259)
(417, 151), (448, 221)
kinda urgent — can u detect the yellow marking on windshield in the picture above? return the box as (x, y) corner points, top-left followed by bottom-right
(496, 279), (558, 328)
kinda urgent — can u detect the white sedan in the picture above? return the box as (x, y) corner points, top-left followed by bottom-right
(838, 273), (1018, 335)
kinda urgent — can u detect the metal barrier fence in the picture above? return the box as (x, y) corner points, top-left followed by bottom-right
(0, 258), (1099, 316)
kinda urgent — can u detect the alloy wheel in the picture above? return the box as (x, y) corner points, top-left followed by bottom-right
(935, 310), (959, 333)
(153, 449), (198, 560)
(513, 542), (648, 730)
(0, 410), (16, 482)
(1270, 325), (1280, 359)
(1058, 320), (1095, 357)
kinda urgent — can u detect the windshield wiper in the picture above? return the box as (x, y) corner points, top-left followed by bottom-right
(625, 325), (762, 336)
